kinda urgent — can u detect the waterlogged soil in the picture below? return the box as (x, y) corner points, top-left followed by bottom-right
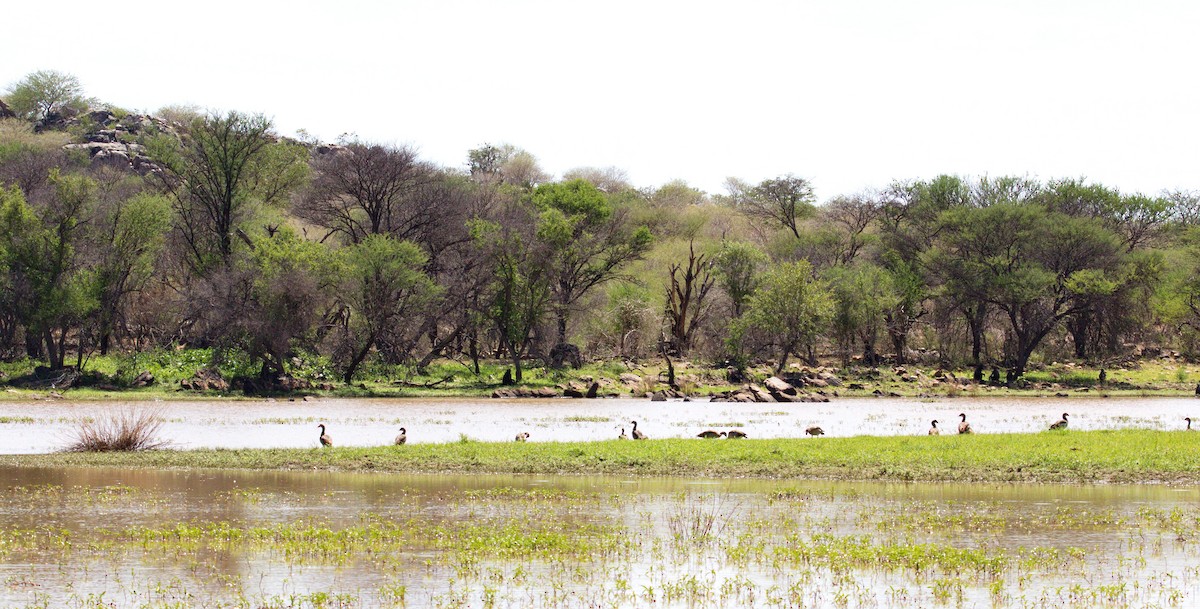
(2, 396), (1200, 453)
(1, 466), (1200, 608)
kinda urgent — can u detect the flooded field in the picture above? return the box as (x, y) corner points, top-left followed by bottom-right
(0, 396), (1197, 453)
(0, 466), (1198, 608)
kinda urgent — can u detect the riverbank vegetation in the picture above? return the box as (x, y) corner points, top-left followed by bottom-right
(11, 429), (1200, 484)
(5, 70), (1200, 400)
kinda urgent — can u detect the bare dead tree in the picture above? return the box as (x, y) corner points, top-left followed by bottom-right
(822, 193), (882, 265)
(664, 239), (715, 356)
(297, 141), (438, 244)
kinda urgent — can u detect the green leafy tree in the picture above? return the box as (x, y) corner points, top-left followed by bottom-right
(0, 173), (98, 369)
(725, 174), (817, 239)
(90, 193), (172, 354)
(149, 111), (308, 274)
(236, 230), (332, 375)
(473, 219), (551, 383)
(825, 263), (896, 365)
(4, 70), (88, 122)
(733, 260), (832, 374)
(880, 254), (926, 364)
(334, 234), (440, 383)
(531, 179), (652, 349)
(926, 203), (1123, 382)
(712, 240), (769, 318)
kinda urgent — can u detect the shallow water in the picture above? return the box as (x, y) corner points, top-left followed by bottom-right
(1, 395), (1197, 453)
(0, 466), (1198, 608)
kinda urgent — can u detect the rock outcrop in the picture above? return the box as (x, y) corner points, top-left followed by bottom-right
(491, 387), (561, 398)
(179, 369), (229, 391)
(709, 380), (830, 403)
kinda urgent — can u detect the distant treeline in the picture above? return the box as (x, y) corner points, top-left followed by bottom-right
(3, 70), (1200, 384)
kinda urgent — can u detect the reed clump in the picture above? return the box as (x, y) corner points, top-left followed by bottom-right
(65, 408), (170, 452)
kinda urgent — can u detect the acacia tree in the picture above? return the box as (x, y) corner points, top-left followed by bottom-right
(733, 260), (832, 374)
(826, 263), (896, 365)
(233, 230), (331, 376)
(149, 111), (308, 275)
(89, 192), (171, 354)
(0, 173), (98, 369)
(725, 174), (817, 239)
(473, 215), (552, 383)
(531, 179), (652, 350)
(297, 142), (437, 244)
(334, 234), (439, 383)
(927, 203), (1123, 382)
(821, 194), (880, 266)
(4, 70), (88, 122)
(711, 240), (768, 318)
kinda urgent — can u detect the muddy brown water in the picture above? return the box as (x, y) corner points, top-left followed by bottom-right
(0, 466), (1198, 607)
(1, 395), (1198, 453)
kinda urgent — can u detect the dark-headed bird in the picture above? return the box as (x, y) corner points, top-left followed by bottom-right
(631, 420), (647, 440)
(395, 427), (407, 445)
(957, 413), (973, 435)
(1049, 412), (1069, 430)
(697, 430), (726, 439)
(928, 420), (940, 436)
(805, 426), (824, 437)
(318, 423), (332, 448)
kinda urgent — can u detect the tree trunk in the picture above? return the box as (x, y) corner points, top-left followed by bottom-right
(43, 328), (62, 370)
(966, 305), (986, 378)
(889, 325), (907, 365)
(342, 336), (376, 385)
(775, 346), (791, 375)
(26, 333), (41, 359)
(555, 306), (568, 348)
(1067, 312), (1090, 359)
(468, 332), (480, 375)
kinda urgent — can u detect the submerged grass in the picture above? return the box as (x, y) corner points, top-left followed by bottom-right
(11, 429), (1200, 483)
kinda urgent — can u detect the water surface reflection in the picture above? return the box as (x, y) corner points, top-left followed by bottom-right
(2, 395), (1198, 453)
(0, 466), (1198, 607)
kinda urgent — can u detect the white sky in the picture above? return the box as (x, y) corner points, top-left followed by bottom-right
(4, 0), (1198, 200)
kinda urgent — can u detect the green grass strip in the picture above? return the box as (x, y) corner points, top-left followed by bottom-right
(6, 429), (1199, 484)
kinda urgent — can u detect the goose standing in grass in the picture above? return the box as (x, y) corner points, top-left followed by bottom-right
(805, 426), (824, 437)
(1187, 417), (1194, 431)
(318, 424), (332, 448)
(394, 427), (407, 445)
(618, 427), (628, 440)
(726, 430), (748, 439)
(1049, 412), (1069, 430)
(515, 432), (531, 442)
(928, 420), (940, 436)
(957, 413), (973, 434)
(630, 420), (647, 440)
(697, 430), (726, 439)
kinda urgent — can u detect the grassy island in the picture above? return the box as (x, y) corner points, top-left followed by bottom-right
(10, 429), (1199, 485)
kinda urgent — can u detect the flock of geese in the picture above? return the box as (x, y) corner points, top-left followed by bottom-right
(315, 411), (1195, 447)
(928, 412), (1070, 435)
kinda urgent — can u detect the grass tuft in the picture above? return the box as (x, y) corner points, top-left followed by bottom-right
(65, 408), (170, 452)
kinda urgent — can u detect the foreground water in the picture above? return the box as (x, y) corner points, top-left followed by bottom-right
(0, 465), (1198, 608)
(1, 395), (1199, 453)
